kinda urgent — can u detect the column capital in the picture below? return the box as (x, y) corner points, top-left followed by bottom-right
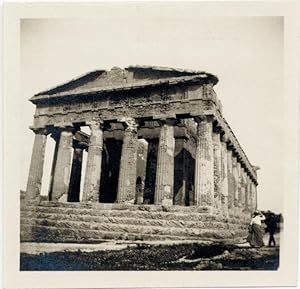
(220, 132), (229, 143)
(86, 119), (104, 130)
(240, 164), (246, 174)
(30, 126), (49, 135)
(227, 142), (235, 151)
(236, 155), (243, 162)
(213, 123), (224, 135)
(157, 118), (177, 126)
(231, 149), (239, 159)
(118, 117), (138, 132)
(193, 114), (215, 124)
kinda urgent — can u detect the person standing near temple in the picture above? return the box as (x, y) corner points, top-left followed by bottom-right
(247, 211), (266, 248)
(265, 212), (277, 247)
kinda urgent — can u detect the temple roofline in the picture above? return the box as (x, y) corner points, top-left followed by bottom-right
(30, 74), (218, 104)
(127, 65), (219, 83)
(34, 70), (106, 97)
(30, 65), (218, 104)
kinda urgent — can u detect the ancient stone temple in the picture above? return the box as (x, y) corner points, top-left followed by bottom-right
(21, 66), (259, 243)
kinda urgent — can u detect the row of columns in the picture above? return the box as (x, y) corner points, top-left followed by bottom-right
(192, 116), (257, 215)
(26, 116), (258, 216)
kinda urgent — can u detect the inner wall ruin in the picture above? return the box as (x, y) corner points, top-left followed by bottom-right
(21, 66), (259, 243)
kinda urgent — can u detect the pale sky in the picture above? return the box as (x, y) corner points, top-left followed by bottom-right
(20, 14), (283, 213)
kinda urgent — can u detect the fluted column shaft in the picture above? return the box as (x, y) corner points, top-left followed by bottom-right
(82, 121), (103, 202)
(154, 121), (175, 205)
(52, 128), (74, 201)
(232, 155), (239, 209)
(240, 167), (247, 212)
(246, 175), (253, 212)
(220, 138), (229, 217)
(213, 131), (222, 212)
(227, 149), (234, 210)
(250, 181), (257, 211)
(244, 172), (249, 212)
(68, 147), (83, 202)
(48, 136), (59, 200)
(117, 119), (138, 203)
(194, 117), (214, 207)
(236, 161), (242, 211)
(26, 128), (48, 201)
(252, 182), (258, 210)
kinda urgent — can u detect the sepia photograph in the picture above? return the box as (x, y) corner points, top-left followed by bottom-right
(3, 1), (299, 288)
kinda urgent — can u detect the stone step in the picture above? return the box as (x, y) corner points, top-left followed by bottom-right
(21, 222), (246, 243)
(21, 204), (246, 224)
(20, 201), (249, 243)
(21, 201), (251, 223)
(21, 216), (245, 240)
(21, 206), (215, 222)
(23, 200), (211, 213)
(20, 224), (206, 242)
(20, 210), (247, 231)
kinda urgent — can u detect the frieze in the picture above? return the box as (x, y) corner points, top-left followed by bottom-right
(33, 98), (215, 127)
(34, 85), (190, 118)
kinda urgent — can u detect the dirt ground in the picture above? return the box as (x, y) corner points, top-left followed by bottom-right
(20, 237), (279, 271)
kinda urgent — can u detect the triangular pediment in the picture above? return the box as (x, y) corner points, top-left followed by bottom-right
(32, 66), (218, 102)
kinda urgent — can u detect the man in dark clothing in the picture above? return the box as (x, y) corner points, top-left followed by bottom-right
(266, 213), (277, 247)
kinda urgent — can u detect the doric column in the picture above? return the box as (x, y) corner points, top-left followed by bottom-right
(82, 121), (104, 202)
(67, 146), (83, 202)
(227, 148), (234, 210)
(220, 135), (229, 217)
(244, 172), (249, 212)
(246, 175), (253, 213)
(252, 166), (259, 211)
(116, 118), (138, 203)
(154, 119), (175, 205)
(26, 128), (48, 201)
(240, 167), (247, 212)
(252, 182), (258, 210)
(51, 127), (74, 201)
(48, 134), (60, 200)
(213, 128), (222, 213)
(249, 180), (256, 211)
(232, 154), (239, 210)
(194, 116), (214, 208)
(236, 160), (242, 212)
